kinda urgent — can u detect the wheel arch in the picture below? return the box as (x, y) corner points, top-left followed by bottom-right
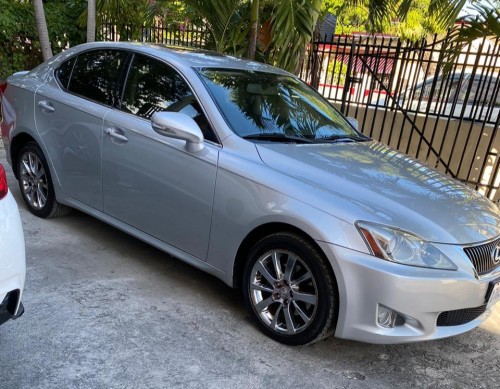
(232, 222), (336, 289)
(10, 132), (37, 179)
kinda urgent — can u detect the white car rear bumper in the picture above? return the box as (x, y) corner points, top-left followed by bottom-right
(0, 190), (26, 324)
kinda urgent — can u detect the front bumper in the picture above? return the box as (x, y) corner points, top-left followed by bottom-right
(318, 241), (499, 344)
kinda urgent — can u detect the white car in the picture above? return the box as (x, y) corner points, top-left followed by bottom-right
(0, 162), (25, 326)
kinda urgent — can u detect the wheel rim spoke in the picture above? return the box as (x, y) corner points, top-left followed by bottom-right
(292, 271), (312, 286)
(283, 254), (297, 283)
(271, 251), (283, 280)
(270, 305), (282, 329)
(37, 187), (47, 207)
(35, 168), (45, 179)
(255, 296), (274, 313)
(21, 159), (31, 175)
(283, 305), (296, 334)
(28, 153), (37, 175)
(250, 282), (274, 293)
(255, 260), (277, 285)
(293, 300), (311, 324)
(293, 291), (317, 306)
(25, 191), (33, 202)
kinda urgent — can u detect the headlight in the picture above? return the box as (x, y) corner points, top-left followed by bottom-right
(356, 222), (457, 270)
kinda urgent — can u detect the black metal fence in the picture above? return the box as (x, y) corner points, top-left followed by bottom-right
(300, 30), (500, 201)
(102, 21), (500, 202)
(99, 22), (208, 48)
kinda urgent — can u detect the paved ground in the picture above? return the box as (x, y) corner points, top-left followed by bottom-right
(0, 148), (499, 389)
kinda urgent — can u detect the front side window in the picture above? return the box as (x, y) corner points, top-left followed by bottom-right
(197, 68), (365, 141)
(68, 49), (128, 106)
(121, 54), (217, 142)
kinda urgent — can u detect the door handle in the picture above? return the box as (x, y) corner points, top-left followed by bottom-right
(38, 100), (55, 113)
(105, 128), (128, 143)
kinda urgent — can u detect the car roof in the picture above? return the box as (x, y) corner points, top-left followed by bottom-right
(67, 41), (291, 76)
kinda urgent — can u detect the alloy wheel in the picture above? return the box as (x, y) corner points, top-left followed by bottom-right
(19, 151), (49, 210)
(249, 250), (318, 335)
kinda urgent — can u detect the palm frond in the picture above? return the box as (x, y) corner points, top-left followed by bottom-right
(428, 0), (468, 30)
(184, 0), (247, 53)
(366, 0), (395, 31)
(443, 2), (500, 73)
(269, 0), (321, 73)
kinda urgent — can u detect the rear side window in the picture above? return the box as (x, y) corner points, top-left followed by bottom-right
(55, 57), (76, 89)
(68, 50), (127, 106)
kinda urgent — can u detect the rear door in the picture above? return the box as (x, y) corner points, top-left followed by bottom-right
(34, 49), (128, 210)
(102, 53), (219, 260)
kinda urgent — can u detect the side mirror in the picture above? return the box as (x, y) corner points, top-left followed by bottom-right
(151, 112), (204, 152)
(346, 117), (358, 129)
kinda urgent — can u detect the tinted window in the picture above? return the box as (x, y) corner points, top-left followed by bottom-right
(68, 50), (127, 106)
(198, 68), (359, 140)
(121, 54), (217, 142)
(55, 57), (75, 89)
(414, 77), (460, 103)
(460, 78), (500, 106)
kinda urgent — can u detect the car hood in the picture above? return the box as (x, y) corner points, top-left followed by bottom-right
(255, 141), (500, 244)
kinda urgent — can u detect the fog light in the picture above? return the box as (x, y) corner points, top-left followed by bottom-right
(377, 305), (398, 328)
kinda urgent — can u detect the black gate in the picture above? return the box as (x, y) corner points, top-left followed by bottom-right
(300, 31), (500, 202)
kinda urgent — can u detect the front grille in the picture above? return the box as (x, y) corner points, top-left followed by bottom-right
(437, 304), (488, 326)
(463, 238), (500, 275)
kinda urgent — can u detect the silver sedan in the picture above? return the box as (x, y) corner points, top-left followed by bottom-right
(1, 42), (500, 345)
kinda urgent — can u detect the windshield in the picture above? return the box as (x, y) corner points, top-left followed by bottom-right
(197, 68), (368, 142)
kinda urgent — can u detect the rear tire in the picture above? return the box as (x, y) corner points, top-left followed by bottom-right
(17, 142), (71, 218)
(242, 232), (338, 345)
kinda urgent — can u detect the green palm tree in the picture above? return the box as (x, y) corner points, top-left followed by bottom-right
(336, 0), (469, 32)
(446, 1), (500, 66)
(269, 0), (322, 72)
(183, 0), (321, 73)
(182, 0), (248, 54)
(334, 1), (498, 71)
(79, 0), (155, 40)
(342, 1), (499, 41)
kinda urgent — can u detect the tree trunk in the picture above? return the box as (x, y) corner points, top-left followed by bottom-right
(87, 0), (96, 42)
(33, 0), (52, 61)
(247, 0), (259, 59)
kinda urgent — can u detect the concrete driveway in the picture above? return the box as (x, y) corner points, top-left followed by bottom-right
(0, 148), (499, 389)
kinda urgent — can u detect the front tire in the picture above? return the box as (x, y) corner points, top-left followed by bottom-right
(17, 142), (71, 218)
(242, 232), (338, 345)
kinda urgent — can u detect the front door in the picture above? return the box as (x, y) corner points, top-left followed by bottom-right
(102, 54), (219, 260)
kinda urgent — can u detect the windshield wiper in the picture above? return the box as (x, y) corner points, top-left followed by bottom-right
(315, 134), (369, 143)
(243, 133), (313, 144)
